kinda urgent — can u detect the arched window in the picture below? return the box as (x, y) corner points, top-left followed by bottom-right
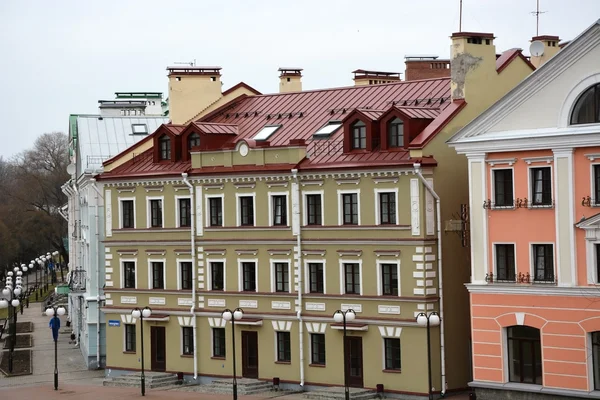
(188, 132), (200, 149)
(388, 118), (404, 148)
(351, 120), (366, 149)
(571, 83), (600, 125)
(507, 326), (542, 384)
(159, 135), (171, 160)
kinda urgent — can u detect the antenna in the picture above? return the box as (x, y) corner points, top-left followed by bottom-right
(530, 0), (546, 36)
(173, 59), (196, 66)
(459, 0), (463, 32)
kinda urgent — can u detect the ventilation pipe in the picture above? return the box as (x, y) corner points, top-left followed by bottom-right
(182, 173), (198, 379)
(292, 168), (305, 389)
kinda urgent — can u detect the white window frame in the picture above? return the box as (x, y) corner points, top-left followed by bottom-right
(339, 259), (363, 295)
(303, 190), (324, 226)
(490, 167), (515, 209)
(268, 191), (290, 227)
(175, 195), (192, 228)
(181, 326), (194, 356)
(118, 197), (136, 229)
(146, 196), (165, 228)
(376, 259), (401, 296)
(207, 258), (227, 291)
(176, 258), (193, 290)
(147, 258), (167, 289)
(526, 165), (554, 208)
(238, 258), (258, 292)
(337, 189), (361, 226)
(120, 258), (137, 289)
(236, 193), (256, 227)
(270, 259), (292, 293)
(591, 162), (600, 207)
(529, 242), (555, 282)
(492, 242), (517, 281)
(205, 194), (225, 227)
(586, 240), (600, 284)
(374, 188), (399, 225)
(304, 259), (326, 294)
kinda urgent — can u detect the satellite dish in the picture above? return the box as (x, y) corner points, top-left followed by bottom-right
(66, 163), (76, 175)
(530, 40), (545, 57)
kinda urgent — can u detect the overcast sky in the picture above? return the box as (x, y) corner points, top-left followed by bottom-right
(1, 0), (598, 158)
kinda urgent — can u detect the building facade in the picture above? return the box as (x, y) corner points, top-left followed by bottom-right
(449, 20), (600, 399)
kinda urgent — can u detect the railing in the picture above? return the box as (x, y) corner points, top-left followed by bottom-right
(582, 196), (599, 207)
(86, 155), (110, 168)
(483, 198), (555, 209)
(485, 272), (556, 284)
(306, 139), (344, 158)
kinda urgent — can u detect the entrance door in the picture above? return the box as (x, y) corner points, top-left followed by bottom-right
(241, 331), (259, 378)
(150, 326), (166, 372)
(346, 336), (363, 387)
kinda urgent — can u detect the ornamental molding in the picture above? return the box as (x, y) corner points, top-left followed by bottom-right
(144, 185), (164, 192)
(337, 250), (362, 257)
(374, 250), (401, 257)
(116, 187), (136, 193)
(485, 158), (517, 166)
(174, 249), (192, 256)
(586, 153), (600, 161)
(267, 182), (289, 188)
(236, 249), (258, 256)
(522, 156), (553, 165)
(234, 182), (256, 189)
(204, 249), (227, 256)
(267, 249), (292, 256)
(145, 250), (166, 256)
(173, 185), (192, 192)
(117, 249), (138, 256)
(302, 249), (326, 257)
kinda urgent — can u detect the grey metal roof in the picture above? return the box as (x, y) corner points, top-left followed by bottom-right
(74, 115), (168, 176)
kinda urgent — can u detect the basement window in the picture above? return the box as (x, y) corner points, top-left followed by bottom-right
(313, 121), (342, 138)
(253, 125), (281, 141)
(131, 124), (148, 135)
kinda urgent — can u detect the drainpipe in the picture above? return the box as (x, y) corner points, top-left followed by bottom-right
(291, 169), (305, 389)
(182, 173), (198, 380)
(413, 163), (446, 397)
(72, 181), (79, 334)
(90, 178), (104, 369)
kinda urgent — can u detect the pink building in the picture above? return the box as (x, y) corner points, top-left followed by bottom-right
(449, 20), (600, 399)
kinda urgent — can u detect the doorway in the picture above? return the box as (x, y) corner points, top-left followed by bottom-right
(346, 336), (363, 387)
(150, 326), (166, 371)
(241, 331), (259, 378)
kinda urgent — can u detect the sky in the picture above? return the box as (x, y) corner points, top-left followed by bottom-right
(1, 0), (599, 159)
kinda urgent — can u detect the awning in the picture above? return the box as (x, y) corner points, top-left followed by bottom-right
(231, 318), (263, 326)
(144, 314), (170, 322)
(330, 323), (369, 332)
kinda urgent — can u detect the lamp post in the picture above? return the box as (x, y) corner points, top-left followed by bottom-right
(416, 311), (441, 400)
(222, 308), (243, 400)
(45, 253), (51, 290)
(20, 264), (29, 308)
(333, 309), (356, 400)
(46, 305), (66, 390)
(52, 251), (62, 283)
(132, 306), (152, 396)
(14, 266), (25, 314)
(0, 283), (22, 373)
(36, 257), (43, 297)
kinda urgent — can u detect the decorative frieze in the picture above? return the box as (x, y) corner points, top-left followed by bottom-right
(378, 326), (402, 338)
(178, 298), (193, 306)
(305, 302), (326, 311)
(207, 299), (226, 308)
(271, 301), (291, 310)
(271, 321), (293, 332)
(239, 299), (258, 308)
(208, 317), (226, 328)
(205, 249), (226, 256)
(149, 297), (166, 305)
(378, 305), (400, 315)
(341, 303), (362, 313)
(120, 296), (137, 304)
(236, 249), (258, 256)
(410, 179), (420, 236)
(305, 322), (327, 333)
(177, 316), (194, 327)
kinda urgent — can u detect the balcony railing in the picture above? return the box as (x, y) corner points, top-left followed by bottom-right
(483, 198), (555, 209)
(582, 196), (600, 207)
(485, 272), (556, 285)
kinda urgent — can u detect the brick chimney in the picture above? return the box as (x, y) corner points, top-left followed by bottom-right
(529, 35), (561, 68)
(279, 68), (303, 93)
(404, 55), (451, 81)
(450, 32), (496, 101)
(167, 66), (223, 124)
(352, 69), (401, 86)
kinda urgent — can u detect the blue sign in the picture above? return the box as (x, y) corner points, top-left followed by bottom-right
(108, 320), (121, 327)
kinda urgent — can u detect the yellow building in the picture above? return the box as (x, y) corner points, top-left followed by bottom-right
(97, 32), (538, 397)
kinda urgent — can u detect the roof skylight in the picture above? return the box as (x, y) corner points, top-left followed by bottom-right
(253, 125), (281, 141)
(131, 123), (148, 134)
(313, 121), (342, 138)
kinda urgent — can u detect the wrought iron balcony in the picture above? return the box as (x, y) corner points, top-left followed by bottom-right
(68, 268), (86, 292)
(483, 199), (516, 210)
(484, 272), (556, 285)
(582, 196), (599, 207)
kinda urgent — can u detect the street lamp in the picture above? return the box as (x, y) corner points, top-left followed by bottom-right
(333, 309), (356, 400)
(0, 284), (22, 373)
(36, 258), (44, 297)
(132, 306), (152, 396)
(20, 264), (29, 308)
(416, 311), (441, 400)
(46, 305), (66, 390)
(222, 308), (243, 400)
(52, 251), (62, 283)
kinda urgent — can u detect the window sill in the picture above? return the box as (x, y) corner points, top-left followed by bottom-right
(382, 369), (402, 374)
(181, 354), (194, 358)
(309, 363), (326, 368)
(275, 361), (291, 365)
(123, 351), (136, 355)
(211, 356), (226, 360)
(528, 205), (554, 209)
(490, 207), (516, 211)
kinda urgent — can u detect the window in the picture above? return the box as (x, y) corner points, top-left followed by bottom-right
(182, 327), (193, 355)
(379, 192), (396, 224)
(592, 332), (600, 390)
(123, 261), (136, 289)
(131, 124), (148, 134)
(275, 263), (289, 292)
(188, 132), (200, 149)
(507, 326), (542, 384)
(530, 167), (552, 206)
(213, 328), (226, 358)
(180, 262), (192, 290)
(306, 194), (322, 225)
(242, 262), (256, 291)
(342, 193), (359, 225)
(150, 199), (163, 228)
(277, 332), (291, 362)
(310, 333), (326, 365)
(152, 261), (164, 289)
(314, 121), (342, 138)
(495, 244), (515, 281)
(570, 83), (600, 125)
(239, 196), (254, 226)
(211, 262), (224, 291)
(351, 121), (366, 149)
(387, 118), (404, 148)
(209, 197), (223, 226)
(493, 169), (514, 207)
(272, 195), (287, 226)
(384, 338), (401, 370)
(121, 200), (134, 228)
(381, 263), (398, 296)
(253, 125), (281, 141)
(125, 324), (136, 352)
(594, 165), (600, 205)
(159, 135), (171, 160)
(532, 244), (554, 282)
(596, 244), (600, 284)
(309, 263), (324, 293)
(178, 198), (191, 227)
(344, 263), (360, 294)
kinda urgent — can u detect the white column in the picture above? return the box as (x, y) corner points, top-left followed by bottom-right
(553, 148), (576, 286)
(467, 153), (488, 284)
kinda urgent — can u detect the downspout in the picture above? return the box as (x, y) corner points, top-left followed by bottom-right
(413, 163), (446, 396)
(91, 178), (103, 369)
(182, 173), (198, 380)
(292, 169), (305, 389)
(72, 181), (80, 341)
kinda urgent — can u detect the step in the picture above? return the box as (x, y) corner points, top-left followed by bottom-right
(103, 372), (179, 389)
(200, 379), (274, 395)
(303, 387), (380, 400)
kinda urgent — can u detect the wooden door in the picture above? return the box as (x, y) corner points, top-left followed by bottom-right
(150, 326), (166, 372)
(346, 336), (363, 388)
(241, 331), (259, 378)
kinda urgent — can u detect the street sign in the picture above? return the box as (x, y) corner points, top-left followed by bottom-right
(108, 320), (120, 327)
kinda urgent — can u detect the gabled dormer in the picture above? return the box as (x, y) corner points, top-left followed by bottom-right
(180, 122), (238, 161)
(342, 109), (383, 153)
(152, 125), (182, 163)
(378, 106), (438, 150)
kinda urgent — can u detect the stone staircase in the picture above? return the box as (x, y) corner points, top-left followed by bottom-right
(188, 378), (273, 395)
(303, 387), (380, 400)
(103, 372), (181, 389)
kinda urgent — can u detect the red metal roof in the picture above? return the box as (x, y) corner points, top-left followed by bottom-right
(192, 122), (238, 135)
(495, 48), (536, 73)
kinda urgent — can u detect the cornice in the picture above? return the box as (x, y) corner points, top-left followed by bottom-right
(465, 283), (600, 296)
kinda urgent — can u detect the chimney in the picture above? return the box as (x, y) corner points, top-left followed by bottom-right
(529, 35), (561, 68)
(352, 69), (401, 86)
(279, 68), (303, 93)
(404, 55), (451, 81)
(167, 66), (223, 124)
(450, 32), (496, 101)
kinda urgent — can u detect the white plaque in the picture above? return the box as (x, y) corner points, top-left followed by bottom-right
(178, 298), (193, 306)
(207, 299), (226, 308)
(341, 303), (362, 313)
(305, 302), (326, 311)
(149, 297), (166, 305)
(120, 296), (137, 304)
(378, 305), (400, 314)
(239, 300), (258, 309)
(271, 301), (291, 310)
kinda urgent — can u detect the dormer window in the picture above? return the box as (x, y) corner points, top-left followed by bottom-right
(571, 83), (600, 125)
(188, 132), (200, 149)
(351, 120), (366, 149)
(159, 135), (171, 160)
(388, 118), (404, 148)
